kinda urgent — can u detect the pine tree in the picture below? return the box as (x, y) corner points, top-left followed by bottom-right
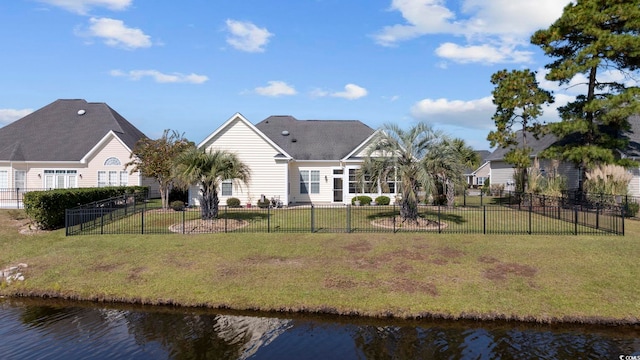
(531, 0), (640, 184)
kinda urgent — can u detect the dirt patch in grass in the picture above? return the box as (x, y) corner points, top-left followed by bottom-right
(169, 218), (248, 234)
(126, 267), (148, 283)
(484, 263), (538, 281)
(89, 262), (123, 272)
(393, 263), (414, 274)
(372, 217), (447, 231)
(243, 254), (304, 267)
(478, 255), (500, 264)
(342, 240), (373, 253)
(437, 246), (465, 259)
(324, 276), (358, 290)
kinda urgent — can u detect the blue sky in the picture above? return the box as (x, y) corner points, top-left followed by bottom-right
(0, 0), (586, 150)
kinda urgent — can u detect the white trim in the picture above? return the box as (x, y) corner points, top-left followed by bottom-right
(342, 129), (381, 160)
(471, 161), (490, 176)
(197, 113), (292, 159)
(80, 131), (132, 164)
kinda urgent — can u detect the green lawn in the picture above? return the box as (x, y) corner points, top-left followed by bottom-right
(1, 209), (638, 324)
(68, 203), (619, 236)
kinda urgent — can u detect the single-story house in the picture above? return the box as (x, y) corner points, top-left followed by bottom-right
(191, 113), (398, 206)
(0, 99), (156, 206)
(465, 150), (492, 188)
(485, 115), (640, 195)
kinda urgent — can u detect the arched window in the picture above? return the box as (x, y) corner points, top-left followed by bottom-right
(104, 157), (121, 166)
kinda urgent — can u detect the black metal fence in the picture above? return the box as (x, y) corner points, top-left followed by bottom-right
(0, 188), (50, 209)
(66, 197), (624, 236)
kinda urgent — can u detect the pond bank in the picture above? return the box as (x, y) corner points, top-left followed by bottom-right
(1, 210), (639, 327)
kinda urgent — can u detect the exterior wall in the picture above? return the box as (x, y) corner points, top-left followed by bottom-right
(629, 167), (640, 197)
(470, 162), (490, 187)
(193, 117), (287, 206)
(83, 135), (138, 187)
(488, 160), (516, 191)
(288, 161), (341, 204)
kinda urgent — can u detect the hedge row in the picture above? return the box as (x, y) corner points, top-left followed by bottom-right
(24, 186), (148, 230)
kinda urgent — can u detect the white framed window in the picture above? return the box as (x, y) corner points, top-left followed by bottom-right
(43, 170), (77, 189)
(104, 157), (121, 166)
(221, 180), (232, 196)
(108, 171), (118, 186)
(300, 170), (320, 194)
(97, 171), (107, 187)
(477, 177), (487, 185)
(120, 171), (128, 186)
(0, 170), (8, 188)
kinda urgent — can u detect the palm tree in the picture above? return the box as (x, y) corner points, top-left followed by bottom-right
(173, 148), (250, 220)
(359, 122), (444, 222)
(423, 138), (478, 207)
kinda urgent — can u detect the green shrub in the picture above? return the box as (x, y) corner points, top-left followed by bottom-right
(624, 202), (639, 218)
(23, 186), (148, 230)
(226, 197), (241, 207)
(168, 187), (188, 203)
(375, 196), (390, 205)
(351, 195), (372, 205)
(170, 200), (185, 211)
(257, 199), (270, 208)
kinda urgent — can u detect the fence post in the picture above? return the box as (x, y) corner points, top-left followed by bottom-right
(528, 203), (532, 235)
(311, 204), (315, 233)
(101, 207), (104, 235)
(225, 205), (228, 233)
(574, 206), (578, 235)
(16, 188), (19, 209)
(393, 203), (396, 233)
(182, 208), (185, 234)
(483, 206), (486, 234)
(480, 190), (483, 206)
(346, 205), (351, 233)
(65, 209), (69, 236)
(438, 204), (441, 234)
(141, 201), (145, 234)
(463, 190), (466, 207)
(267, 205), (271, 233)
(622, 206), (625, 236)
(596, 204), (599, 230)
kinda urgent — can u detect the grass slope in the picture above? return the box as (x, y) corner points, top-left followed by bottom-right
(1, 209), (638, 324)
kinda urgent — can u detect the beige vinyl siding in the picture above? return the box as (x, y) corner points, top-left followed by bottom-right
(288, 161), (340, 204)
(488, 161), (516, 191)
(198, 117), (287, 206)
(84, 135), (139, 188)
(627, 167), (640, 196)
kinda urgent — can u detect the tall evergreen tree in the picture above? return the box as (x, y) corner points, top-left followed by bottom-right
(531, 0), (640, 185)
(487, 69), (553, 193)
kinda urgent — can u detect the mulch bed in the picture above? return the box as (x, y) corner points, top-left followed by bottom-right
(169, 219), (249, 234)
(372, 216), (447, 231)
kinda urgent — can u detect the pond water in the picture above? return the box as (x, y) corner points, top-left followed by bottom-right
(0, 298), (638, 359)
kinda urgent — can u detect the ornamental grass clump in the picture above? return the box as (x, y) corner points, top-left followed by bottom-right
(584, 164), (632, 201)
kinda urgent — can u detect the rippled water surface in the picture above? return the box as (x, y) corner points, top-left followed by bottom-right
(0, 298), (638, 359)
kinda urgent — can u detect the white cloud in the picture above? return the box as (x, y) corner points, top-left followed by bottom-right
(375, 0), (572, 64)
(331, 84), (368, 100)
(110, 69), (208, 84)
(435, 42), (532, 64)
(313, 84), (368, 100)
(410, 96), (495, 130)
(254, 81), (297, 97)
(39, 0), (131, 15)
(0, 108), (33, 125)
(225, 19), (273, 53)
(81, 17), (151, 49)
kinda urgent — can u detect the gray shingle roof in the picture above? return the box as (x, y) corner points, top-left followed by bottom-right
(0, 99), (147, 162)
(255, 115), (375, 160)
(487, 115), (640, 161)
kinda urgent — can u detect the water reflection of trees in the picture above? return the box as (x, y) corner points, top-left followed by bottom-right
(123, 312), (291, 360)
(351, 323), (640, 359)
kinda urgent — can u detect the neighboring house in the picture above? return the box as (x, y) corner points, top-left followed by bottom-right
(465, 150), (492, 188)
(0, 99), (156, 206)
(485, 115), (640, 195)
(192, 113), (398, 206)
